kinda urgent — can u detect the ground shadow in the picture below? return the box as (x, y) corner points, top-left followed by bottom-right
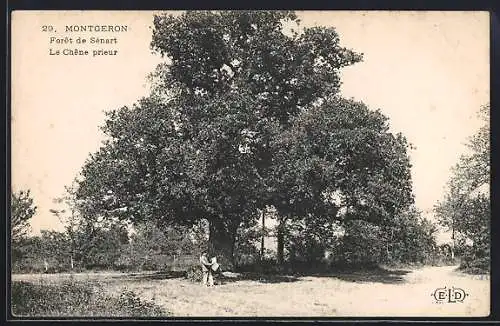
(106, 266), (410, 285)
(110, 270), (186, 281)
(217, 267), (409, 285)
(295, 267), (411, 284)
(107, 270), (299, 284)
(217, 272), (300, 284)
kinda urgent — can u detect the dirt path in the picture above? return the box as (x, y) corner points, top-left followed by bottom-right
(12, 265), (489, 317)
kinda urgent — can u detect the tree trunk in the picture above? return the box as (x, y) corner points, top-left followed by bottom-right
(208, 220), (236, 271)
(451, 227), (455, 260)
(277, 218), (286, 267)
(386, 229), (394, 261)
(261, 210), (265, 260)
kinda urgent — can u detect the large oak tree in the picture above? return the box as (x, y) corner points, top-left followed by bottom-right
(75, 11), (414, 269)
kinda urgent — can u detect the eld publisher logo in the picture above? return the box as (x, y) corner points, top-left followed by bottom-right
(432, 287), (469, 304)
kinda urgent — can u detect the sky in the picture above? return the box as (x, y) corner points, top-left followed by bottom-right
(11, 11), (489, 239)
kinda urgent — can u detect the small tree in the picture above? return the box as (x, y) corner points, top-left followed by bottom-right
(435, 104), (490, 271)
(39, 230), (71, 271)
(50, 188), (80, 270)
(50, 183), (122, 270)
(11, 190), (37, 244)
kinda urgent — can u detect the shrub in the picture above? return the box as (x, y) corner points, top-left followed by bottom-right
(114, 290), (165, 316)
(459, 256), (490, 274)
(11, 280), (168, 317)
(185, 265), (204, 283)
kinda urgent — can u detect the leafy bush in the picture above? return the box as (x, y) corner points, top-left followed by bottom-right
(185, 265), (204, 283)
(115, 290), (166, 316)
(460, 254), (490, 274)
(11, 281), (168, 317)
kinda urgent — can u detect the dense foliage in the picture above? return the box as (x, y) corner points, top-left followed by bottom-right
(287, 208), (438, 267)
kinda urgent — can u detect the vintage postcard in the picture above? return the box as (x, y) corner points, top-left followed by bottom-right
(10, 10), (490, 318)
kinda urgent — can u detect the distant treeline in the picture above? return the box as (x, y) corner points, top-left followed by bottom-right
(12, 217), (456, 275)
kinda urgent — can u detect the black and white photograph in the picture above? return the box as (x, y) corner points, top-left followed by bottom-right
(9, 10), (490, 318)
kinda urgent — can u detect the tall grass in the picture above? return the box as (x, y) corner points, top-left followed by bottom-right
(11, 280), (169, 317)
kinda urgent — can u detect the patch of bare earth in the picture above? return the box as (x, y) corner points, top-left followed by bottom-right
(12, 265), (489, 317)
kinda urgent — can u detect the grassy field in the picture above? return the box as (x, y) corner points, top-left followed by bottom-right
(11, 265), (489, 317)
